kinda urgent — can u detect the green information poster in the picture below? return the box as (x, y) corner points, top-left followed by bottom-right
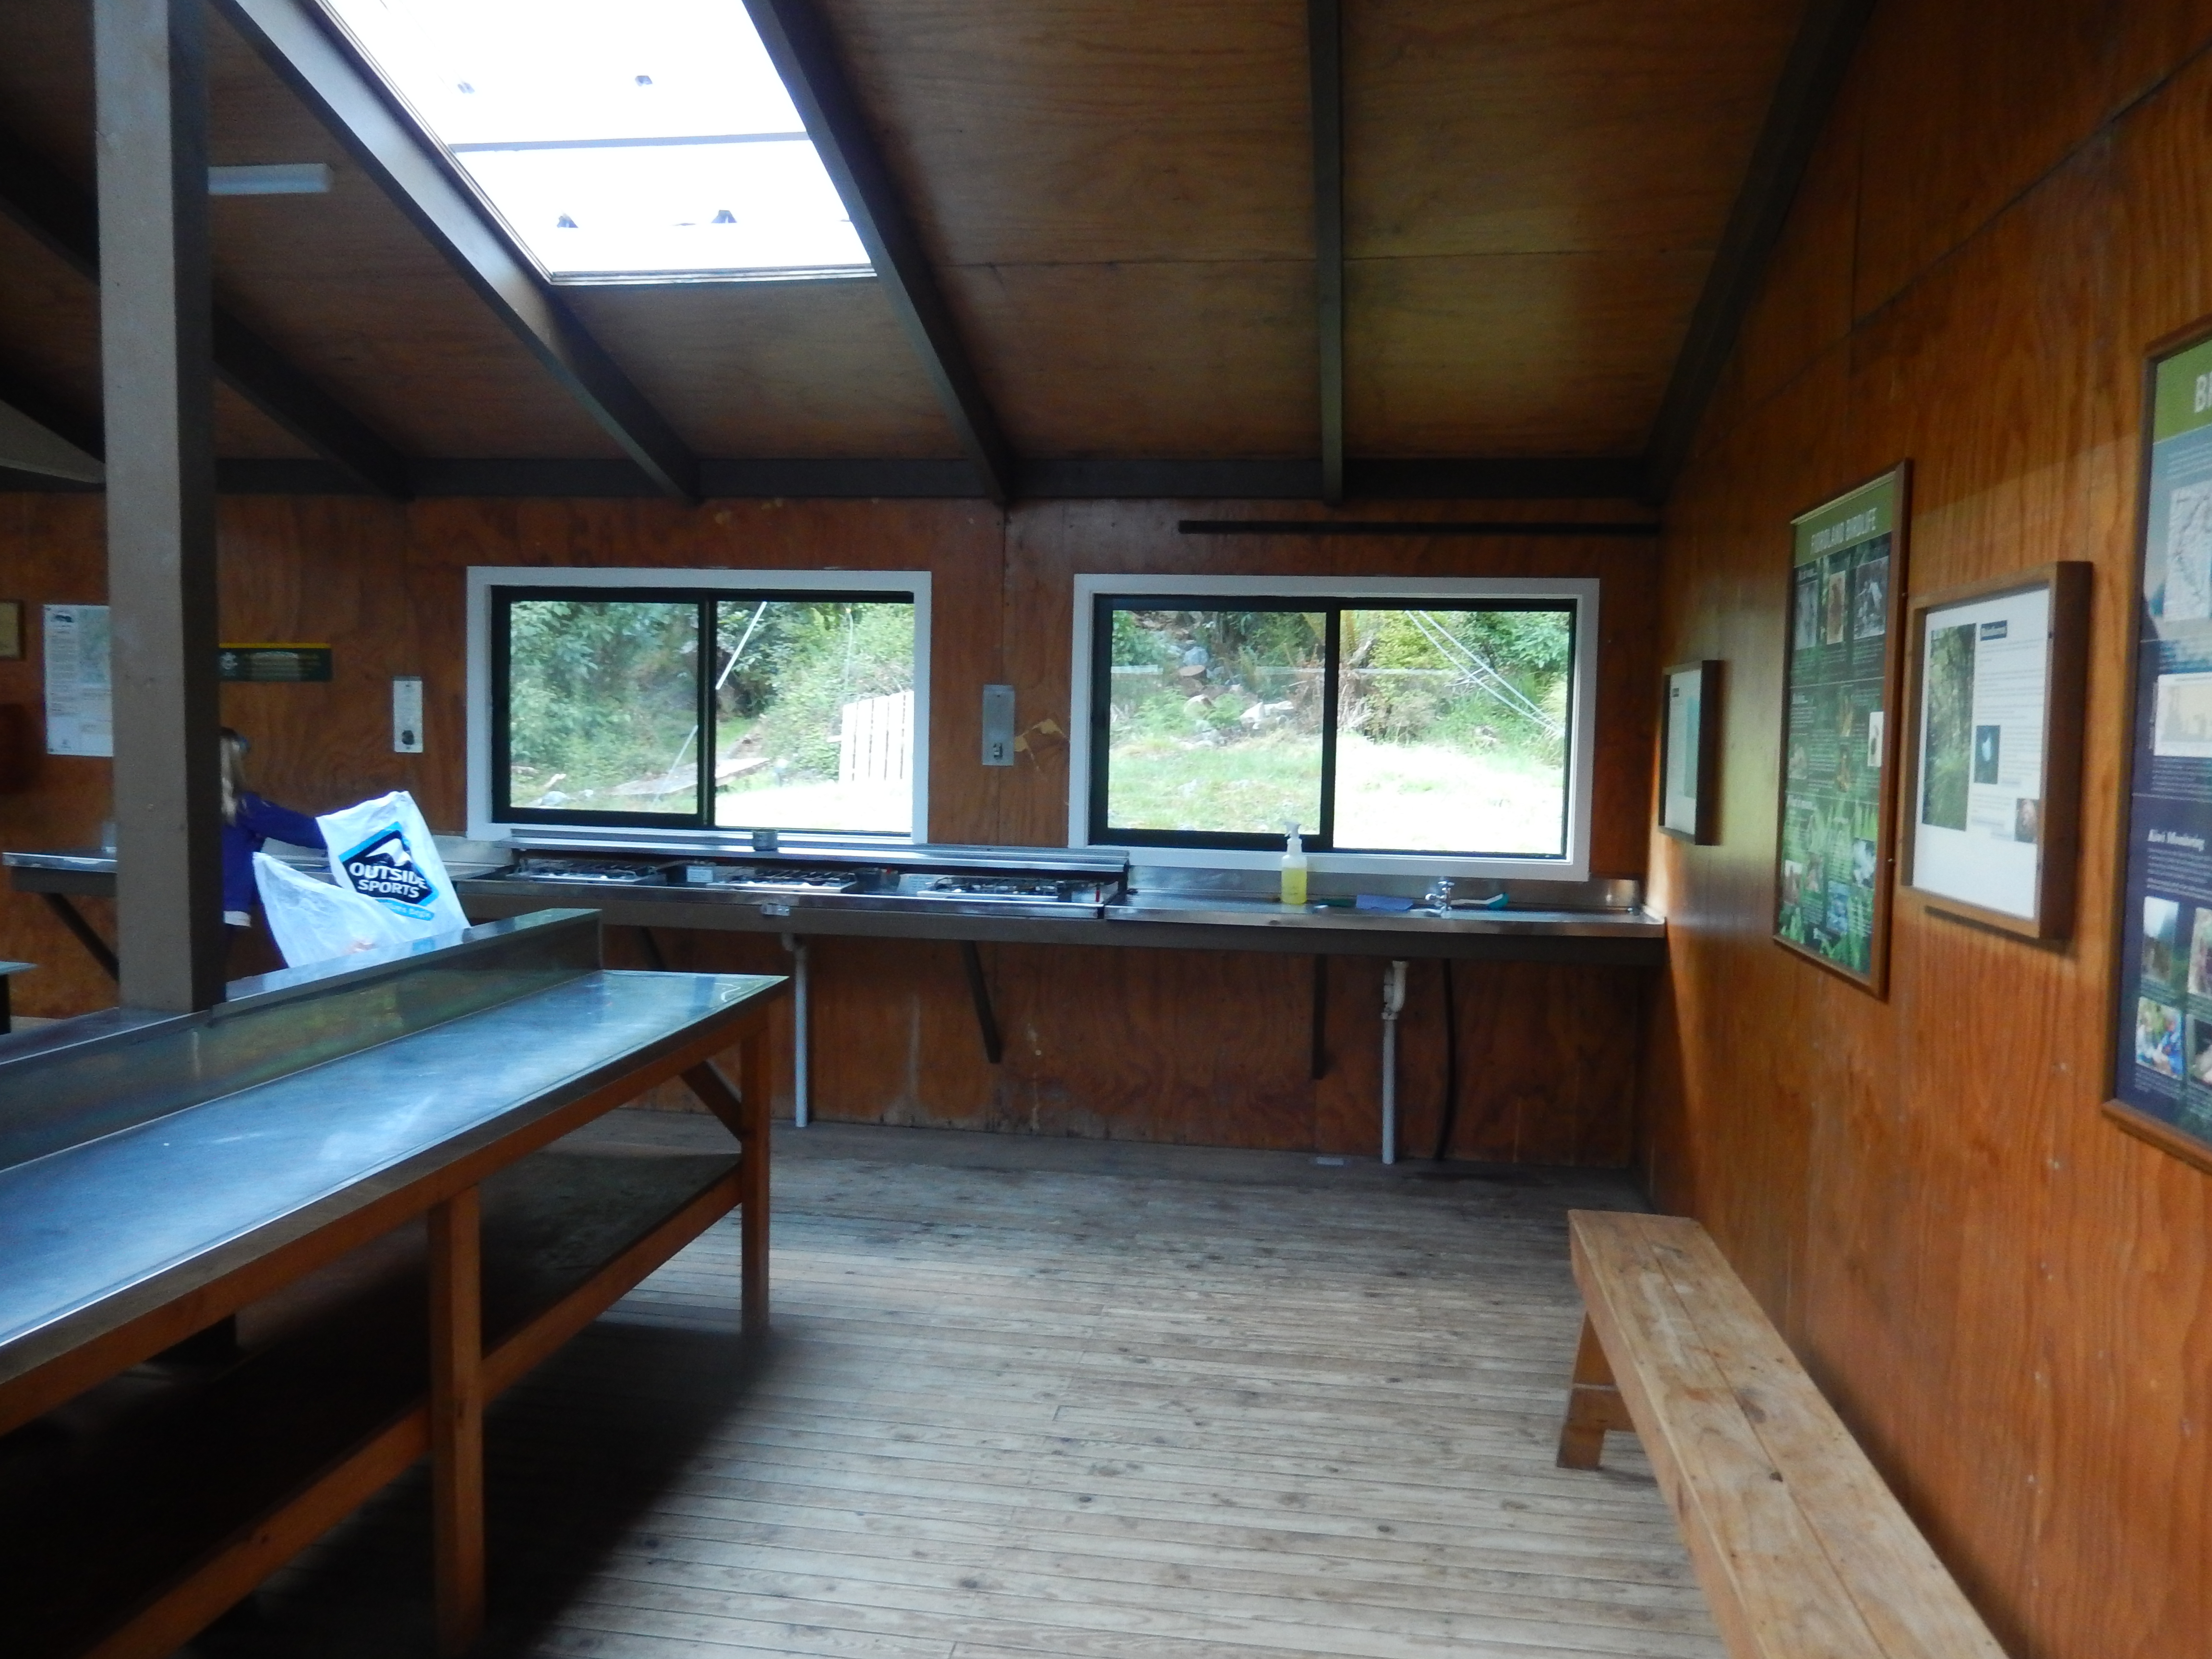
(1775, 468), (1910, 992)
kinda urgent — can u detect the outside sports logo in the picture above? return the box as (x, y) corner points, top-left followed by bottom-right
(339, 823), (439, 920)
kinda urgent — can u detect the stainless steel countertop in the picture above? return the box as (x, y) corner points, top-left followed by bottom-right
(3, 849), (120, 875)
(0, 963), (779, 1391)
(7, 844), (1667, 961)
(1108, 890), (1666, 939)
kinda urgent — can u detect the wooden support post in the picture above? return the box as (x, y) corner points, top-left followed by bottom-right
(428, 1188), (485, 1656)
(683, 1033), (773, 1335)
(1555, 1311), (1637, 1469)
(93, 0), (226, 1013)
(739, 1032), (772, 1334)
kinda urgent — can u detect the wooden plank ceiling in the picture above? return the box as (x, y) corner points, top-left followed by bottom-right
(0, 0), (1807, 491)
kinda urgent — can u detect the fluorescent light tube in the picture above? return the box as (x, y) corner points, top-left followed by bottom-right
(209, 163), (334, 196)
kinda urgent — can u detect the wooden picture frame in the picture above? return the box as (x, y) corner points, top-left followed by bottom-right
(1898, 563), (2090, 940)
(1658, 661), (1722, 843)
(2105, 319), (2212, 1174)
(0, 601), (20, 661)
(1772, 464), (1911, 997)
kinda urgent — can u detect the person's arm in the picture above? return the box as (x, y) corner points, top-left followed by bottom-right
(235, 792), (326, 850)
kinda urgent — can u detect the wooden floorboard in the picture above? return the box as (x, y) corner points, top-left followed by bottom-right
(184, 1121), (1719, 1659)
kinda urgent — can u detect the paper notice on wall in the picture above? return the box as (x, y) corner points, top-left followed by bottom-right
(43, 603), (111, 757)
(1911, 584), (2050, 917)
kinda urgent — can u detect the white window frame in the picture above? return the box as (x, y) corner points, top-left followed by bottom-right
(466, 565), (932, 843)
(1068, 573), (1600, 881)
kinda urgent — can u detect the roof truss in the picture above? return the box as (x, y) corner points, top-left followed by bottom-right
(742, 0), (1018, 505)
(216, 0), (703, 504)
(0, 119), (410, 498)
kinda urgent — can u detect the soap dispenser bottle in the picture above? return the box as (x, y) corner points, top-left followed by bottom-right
(1279, 823), (1309, 907)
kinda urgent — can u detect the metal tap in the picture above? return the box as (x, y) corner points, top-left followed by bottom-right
(1424, 877), (1456, 914)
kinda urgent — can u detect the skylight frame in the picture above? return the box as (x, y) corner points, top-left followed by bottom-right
(311, 0), (876, 289)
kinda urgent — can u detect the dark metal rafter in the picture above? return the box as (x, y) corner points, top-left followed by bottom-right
(216, 0), (700, 504)
(1643, 0), (1877, 497)
(0, 120), (410, 498)
(741, 0), (1018, 507)
(1308, 0), (1346, 506)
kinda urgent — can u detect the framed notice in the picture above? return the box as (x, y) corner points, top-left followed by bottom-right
(1900, 565), (2090, 938)
(42, 603), (111, 757)
(1774, 467), (1910, 994)
(2107, 325), (2212, 1172)
(219, 644), (333, 682)
(1659, 661), (1722, 842)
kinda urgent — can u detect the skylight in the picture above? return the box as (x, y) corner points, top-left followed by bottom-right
(318, 0), (872, 283)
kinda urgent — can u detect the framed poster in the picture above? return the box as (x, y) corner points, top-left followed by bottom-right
(1659, 661), (1722, 842)
(42, 603), (110, 757)
(1774, 466), (1910, 994)
(2107, 325), (2212, 1173)
(1899, 564), (2090, 939)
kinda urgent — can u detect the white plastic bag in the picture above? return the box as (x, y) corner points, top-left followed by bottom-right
(317, 791), (470, 937)
(253, 851), (415, 968)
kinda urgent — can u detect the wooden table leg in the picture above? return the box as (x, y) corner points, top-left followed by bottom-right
(739, 1026), (772, 1336)
(682, 1016), (775, 1336)
(429, 1188), (485, 1655)
(1556, 1311), (1636, 1469)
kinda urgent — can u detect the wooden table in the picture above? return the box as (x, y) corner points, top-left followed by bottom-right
(0, 910), (784, 1658)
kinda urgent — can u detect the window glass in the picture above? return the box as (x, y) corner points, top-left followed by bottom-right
(492, 585), (918, 834)
(319, 0), (870, 283)
(711, 600), (916, 834)
(1088, 594), (1581, 859)
(1102, 608), (1327, 838)
(505, 598), (700, 816)
(1334, 607), (1573, 855)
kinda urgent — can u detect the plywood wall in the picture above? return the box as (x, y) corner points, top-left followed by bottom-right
(0, 491), (1656, 1161)
(1647, 2), (2212, 1653)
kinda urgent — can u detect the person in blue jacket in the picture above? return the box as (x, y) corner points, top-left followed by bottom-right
(220, 726), (325, 928)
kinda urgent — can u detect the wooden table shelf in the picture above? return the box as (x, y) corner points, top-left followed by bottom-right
(0, 913), (783, 1659)
(0, 1129), (743, 1659)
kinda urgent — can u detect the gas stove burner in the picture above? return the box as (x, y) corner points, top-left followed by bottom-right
(924, 876), (1082, 901)
(513, 857), (667, 884)
(695, 865), (863, 893)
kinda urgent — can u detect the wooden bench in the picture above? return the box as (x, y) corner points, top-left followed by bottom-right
(1554, 1211), (2006, 1659)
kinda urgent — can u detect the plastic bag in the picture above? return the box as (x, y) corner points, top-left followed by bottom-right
(253, 851), (415, 968)
(317, 791), (471, 936)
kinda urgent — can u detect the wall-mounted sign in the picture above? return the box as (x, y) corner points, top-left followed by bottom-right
(1900, 564), (2089, 939)
(1659, 661), (1722, 843)
(0, 600), (21, 661)
(2108, 326), (2212, 1173)
(219, 644), (332, 683)
(1773, 467), (1911, 995)
(43, 603), (110, 757)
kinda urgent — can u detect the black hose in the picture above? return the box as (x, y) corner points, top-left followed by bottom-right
(1431, 957), (1458, 1162)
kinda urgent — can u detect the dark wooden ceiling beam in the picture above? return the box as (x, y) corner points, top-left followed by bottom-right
(216, 0), (701, 504)
(1308, 0), (1345, 507)
(0, 454), (1651, 501)
(1642, 0), (1876, 498)
(0, 121), (411, 498)
(742, 0), (1018, 507)
(0, 364), (104, 481)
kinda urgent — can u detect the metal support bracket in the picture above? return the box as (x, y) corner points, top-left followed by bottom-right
(43, 888), (119, 981)
(960, 939), (1004, 1065)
